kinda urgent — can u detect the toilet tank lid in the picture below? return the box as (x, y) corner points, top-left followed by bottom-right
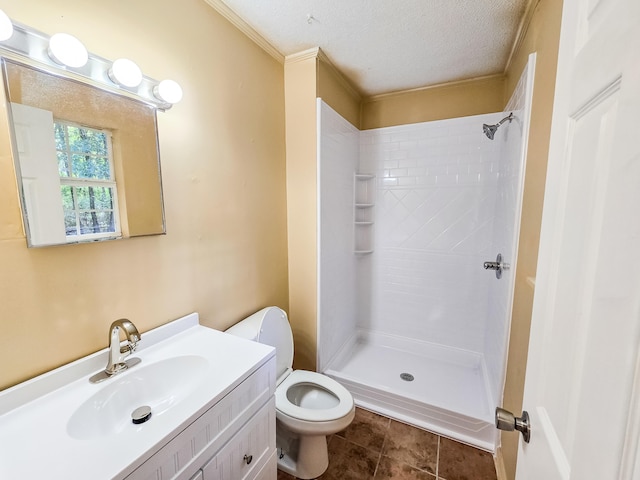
(257, 307), (294, 378)
(224, 312), (261, 341)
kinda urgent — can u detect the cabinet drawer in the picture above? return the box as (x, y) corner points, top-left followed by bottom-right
(202, 398), (276, 480)
(126, 357), (275, 480)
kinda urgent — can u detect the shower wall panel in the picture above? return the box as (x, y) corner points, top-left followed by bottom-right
(484, 56), (535, 402)
(317, 100), (360, 371)
(359, 115), (502, 352)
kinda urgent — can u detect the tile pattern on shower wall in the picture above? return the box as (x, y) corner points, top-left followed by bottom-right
(484, 60), (531, 402)
(360, 114), (504, 352)
(318, 100), (361, 371)
(372, 250), (489, 347)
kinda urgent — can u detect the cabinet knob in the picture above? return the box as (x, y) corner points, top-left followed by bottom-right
(243, 454), (253, 465)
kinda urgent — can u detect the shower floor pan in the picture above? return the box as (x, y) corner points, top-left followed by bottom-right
(324, 331), (497, 451)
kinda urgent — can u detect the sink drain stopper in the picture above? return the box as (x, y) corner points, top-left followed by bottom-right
(131, 405), (152, 424)
(400, 373), (414, 381)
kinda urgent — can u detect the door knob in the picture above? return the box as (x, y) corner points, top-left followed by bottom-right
(495, 407), (531, 443)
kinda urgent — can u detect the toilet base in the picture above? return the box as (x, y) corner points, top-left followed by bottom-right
(276, 427), (329, 479)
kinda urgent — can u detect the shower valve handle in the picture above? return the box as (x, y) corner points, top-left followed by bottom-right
(483, 253), (509, 279)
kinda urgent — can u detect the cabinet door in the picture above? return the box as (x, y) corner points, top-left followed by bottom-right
(202, 399), (275, 480)
(251, 452), (277, 480)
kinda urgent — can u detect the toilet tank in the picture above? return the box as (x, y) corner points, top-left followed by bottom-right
(226, 306), (294, 383)
(224, 309), (264, 341)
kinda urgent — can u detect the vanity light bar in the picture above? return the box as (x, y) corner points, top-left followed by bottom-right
(0, 13), (181, 110)
(0, 10), (13, 41)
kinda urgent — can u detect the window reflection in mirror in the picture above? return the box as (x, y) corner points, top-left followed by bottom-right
(2, 60), (165, 247)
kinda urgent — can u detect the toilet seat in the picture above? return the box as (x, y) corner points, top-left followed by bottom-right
(276, 370), (354, 422)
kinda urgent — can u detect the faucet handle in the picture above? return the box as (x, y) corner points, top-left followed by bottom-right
(119, 341), (138, 355)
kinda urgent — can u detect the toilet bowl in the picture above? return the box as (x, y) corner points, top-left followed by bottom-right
(226, 306), (355, 479)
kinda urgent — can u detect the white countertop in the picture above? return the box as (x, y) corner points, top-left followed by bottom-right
(0, 313), (274, 479)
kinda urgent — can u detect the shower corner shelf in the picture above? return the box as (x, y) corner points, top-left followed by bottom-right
(354, 173), (376, 255)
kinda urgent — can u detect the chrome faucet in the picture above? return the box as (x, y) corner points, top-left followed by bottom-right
(105, 319), (141, 376)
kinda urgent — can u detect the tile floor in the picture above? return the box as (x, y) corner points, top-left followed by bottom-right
(276, 408), (498, 480)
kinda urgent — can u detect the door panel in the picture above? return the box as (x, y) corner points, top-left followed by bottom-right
(516, 0), (640, 477)
(11, 102), (66, 246)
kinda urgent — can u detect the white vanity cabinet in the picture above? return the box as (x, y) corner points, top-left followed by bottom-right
(0, 314), (277, 480)
(125, 357), (277, 480)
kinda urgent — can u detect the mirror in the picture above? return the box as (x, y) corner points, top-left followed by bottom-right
(2, 59), (165, 247)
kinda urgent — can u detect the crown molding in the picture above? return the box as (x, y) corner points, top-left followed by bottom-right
(364, 73), (504, 102)
(203, 0), (529, 100)
(203, 0), (284, 64)
(285, 47), (362, 100)
(503, 0), (540, 74)
(316, 48), (362, 100)
(284, 47), (320, 65)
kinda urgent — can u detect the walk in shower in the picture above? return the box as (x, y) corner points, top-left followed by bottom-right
(317, 56), (535, 451)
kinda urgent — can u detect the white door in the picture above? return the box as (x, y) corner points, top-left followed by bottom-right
(11, 102), (66, 246)
(515, 0), (640, 478)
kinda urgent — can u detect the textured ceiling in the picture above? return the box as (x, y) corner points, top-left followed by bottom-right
(208, 0), (530, 96)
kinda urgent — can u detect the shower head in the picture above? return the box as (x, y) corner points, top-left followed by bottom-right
(482, 113), (514, 140)
(483, 123), (499, 140)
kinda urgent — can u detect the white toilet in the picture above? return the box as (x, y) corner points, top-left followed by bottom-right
(226, 306), (355, 479)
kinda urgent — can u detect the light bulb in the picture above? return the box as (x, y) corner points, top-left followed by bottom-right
(153, 79), (183, 104)
(0, 9), (13, 41)
(48, 33), (88, 68)
(108, 58), (143, 88)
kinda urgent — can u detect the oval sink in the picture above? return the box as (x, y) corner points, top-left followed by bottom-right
(67, 355), (208, 440)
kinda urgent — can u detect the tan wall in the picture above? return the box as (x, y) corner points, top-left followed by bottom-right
(0, 0), (288, 390)
(361, 75), (505, 129)
(500, 0), (563, 478)
(284, 55), (318, 371)
(317, 55), (361, 128)
(283, 49), (362, 371)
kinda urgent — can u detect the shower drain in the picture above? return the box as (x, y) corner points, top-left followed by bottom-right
(400, 372), (414, 382)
